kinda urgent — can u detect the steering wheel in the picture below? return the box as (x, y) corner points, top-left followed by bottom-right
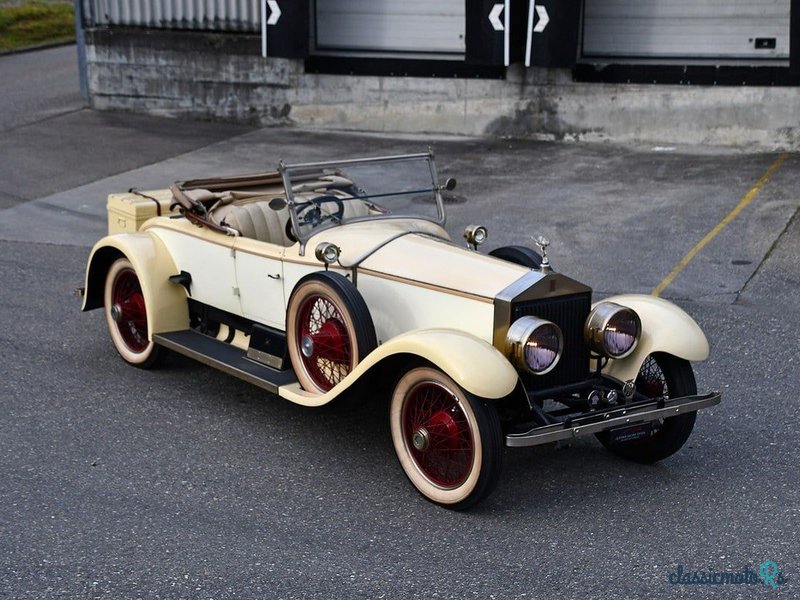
(295, 194), (345, 227)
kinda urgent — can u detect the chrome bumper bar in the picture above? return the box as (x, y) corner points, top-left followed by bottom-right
(505, 391), (722, 448)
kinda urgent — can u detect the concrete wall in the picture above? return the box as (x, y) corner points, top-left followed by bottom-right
(85, 29), (800, 150)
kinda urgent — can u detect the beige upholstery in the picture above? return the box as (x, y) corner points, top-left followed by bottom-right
(211, 195), (371, 246)
(213, 202), (294, 246)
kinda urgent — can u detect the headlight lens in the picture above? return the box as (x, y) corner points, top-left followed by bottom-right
(584, 302), (641, 359)
(505, 316), (563, 375)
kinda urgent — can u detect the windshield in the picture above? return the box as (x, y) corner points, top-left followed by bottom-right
(281, 153), (445, 241)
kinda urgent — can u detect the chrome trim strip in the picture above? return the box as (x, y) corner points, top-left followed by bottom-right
(505, 391), (722, 447)
(357, 268), (495, 303)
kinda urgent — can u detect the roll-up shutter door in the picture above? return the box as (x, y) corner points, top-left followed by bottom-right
(583, 0), (790, 61)
(315, 0), (466, 55)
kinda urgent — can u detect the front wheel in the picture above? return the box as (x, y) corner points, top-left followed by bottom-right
(596, 353), (697, 464)
(390, 366), (503, 510)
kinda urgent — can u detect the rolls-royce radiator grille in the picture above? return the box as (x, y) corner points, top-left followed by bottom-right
(512, 292), (592, 391)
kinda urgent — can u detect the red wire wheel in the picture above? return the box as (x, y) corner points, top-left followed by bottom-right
(402, 381), (474, 488)
(103, 258), (164, 368)
(286, 272), (376, 394)
(390, 367), (503, 509)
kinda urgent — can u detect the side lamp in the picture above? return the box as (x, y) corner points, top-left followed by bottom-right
(464, 224), (488, 251)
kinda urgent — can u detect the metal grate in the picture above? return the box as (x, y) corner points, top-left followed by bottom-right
(512, 292), (591, 391)
(82, 0), (261, 31)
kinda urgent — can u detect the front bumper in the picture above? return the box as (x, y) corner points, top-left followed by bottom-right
(505, 391), (721, 448)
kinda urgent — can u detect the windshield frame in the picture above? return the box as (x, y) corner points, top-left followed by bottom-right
(278, 152), (446, 254)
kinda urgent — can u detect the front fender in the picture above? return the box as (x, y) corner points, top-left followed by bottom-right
(599, 294), (709, 382)
(278, 328), (519, 407)
(82, 233), (189, 338)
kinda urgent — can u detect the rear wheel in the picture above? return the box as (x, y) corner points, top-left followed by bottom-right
(104, 258), (165, 368)
(390, 366), (503, 510)
(596, 353), (697, 464)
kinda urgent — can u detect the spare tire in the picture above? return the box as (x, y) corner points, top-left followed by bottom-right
(489, 245), (546, 270)
(286, 271), (377, 393)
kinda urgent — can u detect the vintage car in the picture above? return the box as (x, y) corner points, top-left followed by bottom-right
(80, 151), (720, 509)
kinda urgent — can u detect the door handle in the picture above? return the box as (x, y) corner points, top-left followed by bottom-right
(267, 273), (281, 280)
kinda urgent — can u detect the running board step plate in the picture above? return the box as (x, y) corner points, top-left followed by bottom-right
(153, 330), (297, 394)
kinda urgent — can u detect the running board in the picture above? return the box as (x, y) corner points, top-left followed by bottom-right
(153, 330), (297, 394)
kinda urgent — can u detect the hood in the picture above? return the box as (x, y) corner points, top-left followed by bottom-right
(303, 219), (534, 300)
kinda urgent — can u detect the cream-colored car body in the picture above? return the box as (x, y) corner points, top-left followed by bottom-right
(596, 294), (710, 383)
(132, 216), (529, 345)
(82, 232), (189, 336)
(277, 329), (519, 407)
(84, 193), (710, 406)
(83, 214), (527, 405)
(285, 219), (529, 345)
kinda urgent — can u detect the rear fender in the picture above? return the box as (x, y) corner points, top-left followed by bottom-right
(599, 294), (709, 382)
(278, 329), (519, 407)
(82, 234), (189, 337)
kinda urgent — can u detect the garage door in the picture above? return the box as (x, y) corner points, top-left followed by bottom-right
(315, 0), (466, 55)
(583, 0), (790, 60)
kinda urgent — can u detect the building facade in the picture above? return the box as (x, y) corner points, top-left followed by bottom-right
(77, 0), (800, 147)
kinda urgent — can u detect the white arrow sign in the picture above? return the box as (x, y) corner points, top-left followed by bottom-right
(533, 5), (549, 33)
(525, 2), (550, 66)
(488, 3), (504, 32)
(267, 0), (281, 26)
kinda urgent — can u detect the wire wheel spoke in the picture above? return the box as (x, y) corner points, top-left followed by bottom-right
(113, 269), (149, 352)
(637, 355), (669, 399)
(403, 382), (474, 488)
(297, 293), (354, 390)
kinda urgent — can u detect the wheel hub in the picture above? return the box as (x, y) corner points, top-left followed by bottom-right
(301, 335), (314, 358)
(411, 427), (430, 451)
(110, 303), (123, 322)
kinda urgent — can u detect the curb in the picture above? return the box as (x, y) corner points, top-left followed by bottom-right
(0, 38), (75, 56)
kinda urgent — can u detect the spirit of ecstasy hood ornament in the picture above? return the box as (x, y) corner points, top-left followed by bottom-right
(533, 235), (552, 273)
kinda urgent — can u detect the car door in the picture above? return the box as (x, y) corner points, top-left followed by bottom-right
(233, 237), (286, 330)
(152, 225), (241, 316)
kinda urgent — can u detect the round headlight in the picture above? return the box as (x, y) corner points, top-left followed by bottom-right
(505, 316), (564, 375)
(315, 242), (340, 265)
(584, 302), (641, 359)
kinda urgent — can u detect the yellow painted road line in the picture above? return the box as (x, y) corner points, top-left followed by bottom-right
(652, 153), (788, 297)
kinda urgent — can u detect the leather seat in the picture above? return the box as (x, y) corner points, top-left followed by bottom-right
(212, 197), (370, 246)
(215, 201), (294, 246)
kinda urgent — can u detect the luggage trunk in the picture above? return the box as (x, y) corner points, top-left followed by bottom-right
(107, 189), (176, 234)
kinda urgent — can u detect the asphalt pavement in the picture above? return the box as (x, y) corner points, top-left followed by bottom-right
(1, 47), (798, 599)
(0, 45), (252, 209)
